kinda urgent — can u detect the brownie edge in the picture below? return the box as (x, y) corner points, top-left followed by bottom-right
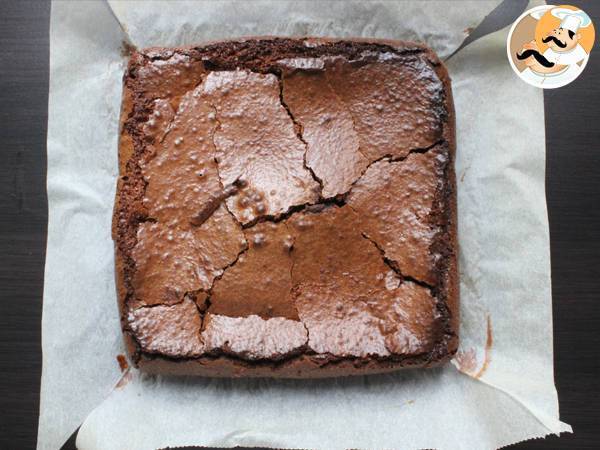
(113, 37), (458, 378)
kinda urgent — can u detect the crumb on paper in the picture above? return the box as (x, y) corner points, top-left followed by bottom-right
(464, 27), (474, 35)
(115, 354), (132, 389)
(116, 354), (129, 372)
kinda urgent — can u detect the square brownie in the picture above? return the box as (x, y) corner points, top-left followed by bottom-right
(113, 38), (458, 377)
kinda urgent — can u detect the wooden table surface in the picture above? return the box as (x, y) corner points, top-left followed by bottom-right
(1, 1), (598, 449)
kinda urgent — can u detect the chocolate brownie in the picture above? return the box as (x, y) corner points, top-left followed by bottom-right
(113, 37), (458, 378)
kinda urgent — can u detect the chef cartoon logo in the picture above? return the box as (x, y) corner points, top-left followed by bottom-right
(507, 5), (595, 89)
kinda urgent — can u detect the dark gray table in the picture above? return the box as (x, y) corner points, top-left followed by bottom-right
(1, 1), (598, 449)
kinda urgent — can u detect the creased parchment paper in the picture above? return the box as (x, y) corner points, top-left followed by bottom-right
(40, 1), (571, 449)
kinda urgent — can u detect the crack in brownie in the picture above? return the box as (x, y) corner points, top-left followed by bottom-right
(113, 37), (458, 377)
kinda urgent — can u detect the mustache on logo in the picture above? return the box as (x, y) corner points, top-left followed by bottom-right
(542, 35), (567, 48)
(516, 49), (556, 68)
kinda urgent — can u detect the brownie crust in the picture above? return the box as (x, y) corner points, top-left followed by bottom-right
(113, 37), (458, 378)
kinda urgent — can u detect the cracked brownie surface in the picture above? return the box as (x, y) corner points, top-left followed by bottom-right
(113, 37), (458, 377)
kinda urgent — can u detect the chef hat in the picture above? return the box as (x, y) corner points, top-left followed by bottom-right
(530, 6), (553, 21)
(551, 8), (592, 33)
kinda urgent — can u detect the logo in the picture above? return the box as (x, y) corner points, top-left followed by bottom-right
(507, 5), (595, 89)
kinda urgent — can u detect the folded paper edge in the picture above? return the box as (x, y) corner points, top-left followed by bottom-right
(38, 3), (131, 450)
(105, 0), (502, 59)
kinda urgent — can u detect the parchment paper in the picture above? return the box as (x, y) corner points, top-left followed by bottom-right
(40, 1), (572, 449)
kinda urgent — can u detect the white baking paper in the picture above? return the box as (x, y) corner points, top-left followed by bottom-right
(40, 1), (572, 449)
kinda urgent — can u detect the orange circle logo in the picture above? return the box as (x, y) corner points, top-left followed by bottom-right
(507, 5), (595, 89)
